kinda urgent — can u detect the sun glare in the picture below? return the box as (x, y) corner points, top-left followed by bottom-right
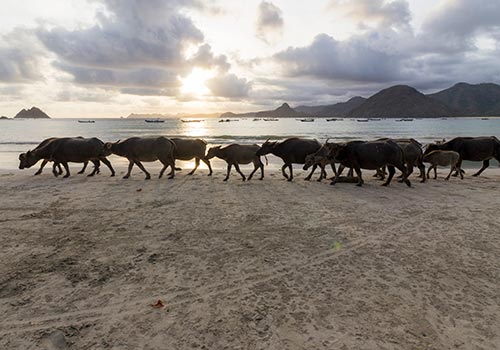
(180, 68), (213, 97)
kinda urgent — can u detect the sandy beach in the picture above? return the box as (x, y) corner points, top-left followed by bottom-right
(1, 164), (500, 349)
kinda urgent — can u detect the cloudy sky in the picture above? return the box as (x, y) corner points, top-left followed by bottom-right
(0, 0), (499, 117)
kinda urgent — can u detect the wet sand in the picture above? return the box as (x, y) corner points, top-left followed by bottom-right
(1, 165), (500, 349)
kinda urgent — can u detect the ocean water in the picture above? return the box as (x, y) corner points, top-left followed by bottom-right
(1, 117), (499, 170)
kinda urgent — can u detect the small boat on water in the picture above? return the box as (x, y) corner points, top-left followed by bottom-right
(78, 120), (95, 123)
(369, 118), (381, 121)
(253, 118), (262, 121)
(396, 118), (414, 122)
(145, 119), (165, 123)
(357, 119), (369, 122)
(263, 118), (278, 121)
(326, 118), (342, 121)
(181, 119), (204, 123)
(299, 118), (315, 122)
(481, 117), (490, 120)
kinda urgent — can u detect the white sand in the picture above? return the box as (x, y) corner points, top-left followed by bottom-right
(1, 164), (500, 349)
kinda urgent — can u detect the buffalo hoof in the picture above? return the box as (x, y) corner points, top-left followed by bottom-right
(63, 175), (70, 178)
(259, 177), (264, 180)
(207, 173), (213, 177)
(87, 173), (95, 177)
(304, 177), (311, 181)
(168, 175), (175, 179)
(223, 178), (228, 182)
(34, 171), (42, 176)
(145, 177), (151, 180)
(122, 175), (129, 179)
(356, 183), (363, 187)
(78, 171), (85, 175)
(381, 182), (389, 186)
(110, 173), (115, 177)
(287, 178), (293, 182)
(330, 181), (336, 186)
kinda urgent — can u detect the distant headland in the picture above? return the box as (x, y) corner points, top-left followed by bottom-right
(14, 107), (51, 119)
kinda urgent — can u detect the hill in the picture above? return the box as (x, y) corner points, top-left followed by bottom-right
(348, 85), (453, 118)
(295, 97), (366, 117)
(14, 107), (51, 119)
(428, 82), (500, 116)
(254, 103), (309, 118)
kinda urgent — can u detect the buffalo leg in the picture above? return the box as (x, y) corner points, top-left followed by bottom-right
(281, 164), (289, 180)
(381, 166), (395, 186)
(445, 165), (455, 180)
(188, 158), (200, 175)
(62, 162), (71, 178)
(317, 164), (327, 182)
(224, 164), (232, 181)
(452, 158), (462, 176)
(100, 157), (115, 176)
(354, 166), (364, 187)
(123, 161), (134, 179)
(434, 166), (437, 179)
(133, 161), (150, 180)
(330, 164), (345, 185)
(392, 164), (411, 187)
(426, 165), (433, 180)
(418, 162), (426, 182)
(233, 163), (246, 181)
(52, 162), (60, 177)
(202, 158), (213, 176)
(78, 161), (88, 174)
(88, 160), (100, 177)
(288, 164), (294, 182)
(159, 165), (168, 178)
(248, 160), (261, 180)
(167, 160), (175, 179)
(304, 164), (317, 181)
(473, 159), (490, 176)
(347, 167), (354, 177)
(34, 159), (49, 175)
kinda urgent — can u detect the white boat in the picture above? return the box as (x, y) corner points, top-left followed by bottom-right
(299, 118), (315, 122)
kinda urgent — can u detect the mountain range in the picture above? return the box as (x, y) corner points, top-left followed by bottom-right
(223, 82), (500, 118)
(14, 107), (51, 119)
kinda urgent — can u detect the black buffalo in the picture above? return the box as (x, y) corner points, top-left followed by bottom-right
(425, 136), (500, 177)
(256, 138), (322, 181)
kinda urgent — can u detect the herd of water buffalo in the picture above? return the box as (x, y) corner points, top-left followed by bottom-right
(17, 136), (500, 187)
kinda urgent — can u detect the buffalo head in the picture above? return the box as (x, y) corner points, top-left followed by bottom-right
(18, 150), (40, 169)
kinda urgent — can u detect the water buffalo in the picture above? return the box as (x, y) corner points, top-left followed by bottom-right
(423, 150), (462, 180)
(377, 138), (426, 182)
(171, 138), (212, 176)
(302, 142), (338, 181)
(329, 140), (411, 187)
(424, 136), (500, 177)
(19, 137), (89, 176)
(256, 138), (322, 181)
(104, 137), (176, 180)
(206, 144), (264, 181)
(19, 137), (113, 178)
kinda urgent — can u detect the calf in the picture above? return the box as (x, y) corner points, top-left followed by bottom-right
(423, 150), (462, 180)
(206, 144), (264, 181)
(105, 137), (176, 180)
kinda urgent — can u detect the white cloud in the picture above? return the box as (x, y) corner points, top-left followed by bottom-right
(256, 1), (284, 44)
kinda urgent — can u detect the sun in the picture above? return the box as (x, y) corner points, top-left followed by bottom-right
(180, 68), (213, 97)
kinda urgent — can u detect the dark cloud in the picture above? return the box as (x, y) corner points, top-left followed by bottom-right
(256, 1), (284, 43)
(274, 32), (405, 83)
(189, 44), (230, 72)
(206, 73), (252, 98)
(419, 0), (500, 53)
(37, 0), (227, 96)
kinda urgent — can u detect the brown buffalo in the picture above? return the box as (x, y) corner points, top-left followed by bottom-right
(207, 144), (264, 181)
(105, 137), (176, 180)
(171, 138), (212, 176)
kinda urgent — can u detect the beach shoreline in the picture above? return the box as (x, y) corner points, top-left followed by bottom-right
(1, 167), (500, 349)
